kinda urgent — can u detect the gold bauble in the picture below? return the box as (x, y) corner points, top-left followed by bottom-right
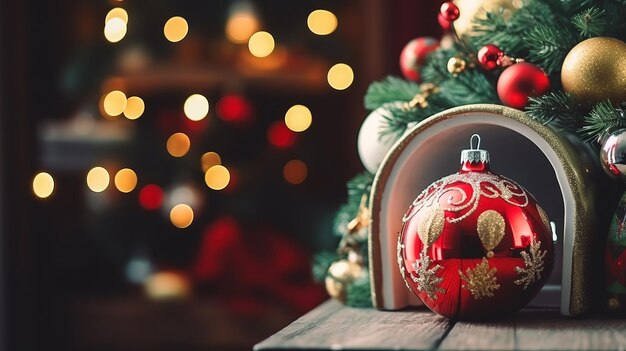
(561, 37), (626, 104)
(447, 57), (466, 76)
(324, 259), (364, 302)
(453, 0), (521, 37)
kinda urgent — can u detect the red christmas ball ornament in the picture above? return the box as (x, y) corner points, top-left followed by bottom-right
(438, 13), (452, 31)
(477, 45), (503, 70)
(440, 2), (460, 22)
(398, 134), (554, 320)
(399, 37), (439, 82)
(497, 62), (550, 109)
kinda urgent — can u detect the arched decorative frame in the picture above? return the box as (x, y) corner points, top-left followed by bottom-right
(368, 104), (595, 316)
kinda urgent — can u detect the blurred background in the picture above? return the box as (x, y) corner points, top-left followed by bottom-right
(1, 1), (441, 350)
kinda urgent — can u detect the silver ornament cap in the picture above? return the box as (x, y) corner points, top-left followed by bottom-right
(460, 134), (490, 164)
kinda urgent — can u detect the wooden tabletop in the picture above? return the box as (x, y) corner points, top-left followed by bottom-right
(254, 299), (626, 350)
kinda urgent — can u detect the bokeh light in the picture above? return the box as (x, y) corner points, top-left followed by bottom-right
(114, 168), (138, 193)
(87, 166), (110, 193)
(283, 160), (308, 185)
(216, 95), (253, 124)
(327, 63), (354, 90)
(248, 31), (275, 57)
(139, 184), (163, 210)
(166, 133), (191, 157)
(307, 10), (338, 35)
(267, 121), (296, 148)
(33, 172), (54, 199)
(164, 16), (188, 42)
(170, 204), (194, 228)
(284, 104), (312, 132)
(103, 90), (127, 117)
(144, 271), (191, 300)
(123, 96), (145, 120)
(226, 12), (259, 44)
(105, 7), (128, 24)
(183, 94), (209, 121)
(104, 17), (127, 43)
(201, 152), (222, 172)
(204, 165), (230, 190)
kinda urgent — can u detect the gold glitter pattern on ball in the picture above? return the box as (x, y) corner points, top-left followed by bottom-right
(460, 257), (500, 299)
(477, 210), (506, 253)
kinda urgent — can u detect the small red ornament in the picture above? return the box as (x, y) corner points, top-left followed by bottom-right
(398, 134), (554, 320)
(440, 2), (460, 22)
(497, 62), (550, 109)
(438, 13), (452, 31)
(477, 45), (504, 70)
(399, 37), (439, 82)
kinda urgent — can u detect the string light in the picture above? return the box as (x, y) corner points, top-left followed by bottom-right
(164, 16), (188, 42)
(123, 96), (145, 120)
(267, 121), (296, 148)
(104, 17), (127, 43)
(204, 165), (230, 190)
(114, 168), (138, 193)
(170, 204), (194, 228)
(105, 8), (128, 24)
(87, 166), (110, 193)
(166, 133), (191, 157)
(139, 184), (163, 210)
(33, 172), (54, 199)
(284, 104), (312, 132)
(103, 90), (127, 117)
(183, 94), (209, 121)
(226, 12), (259, 44)
(327, 63), (354, 90)
(307, 10), (337, 35)
(248, 31), (275, 57)
(283, 160), (308, 185)
(201, 152), (221, 172)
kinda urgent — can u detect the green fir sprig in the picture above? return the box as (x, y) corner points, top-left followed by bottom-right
(525, 91), (583, 132)
(580, 101), (626, 141)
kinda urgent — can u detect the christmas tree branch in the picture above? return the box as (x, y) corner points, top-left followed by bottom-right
(572, 7), (609, 38)
(364, 76), (421, 110)
(526, 92), (583, 132)
(579, 101), (626, 141)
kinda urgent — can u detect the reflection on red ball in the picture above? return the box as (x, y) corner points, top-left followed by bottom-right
(399, 37), (439, 82)
(497, 62), (550, 109)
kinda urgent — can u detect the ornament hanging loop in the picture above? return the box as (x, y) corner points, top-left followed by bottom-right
(470, 134), (481, 150)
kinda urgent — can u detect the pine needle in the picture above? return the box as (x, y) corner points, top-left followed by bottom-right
(526, 92), (583, 131)
(364, 76), (421, 110)
(579, 101), (626, 141)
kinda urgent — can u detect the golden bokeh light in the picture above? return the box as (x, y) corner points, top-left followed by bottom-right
(307, 10), (338, 35)
(283, 160), (308, 185)
(201, 152), (222, 172)
(87, 166), (110, 193)
(103, 90), (127, 117)
(164, 16), (188, 42)
(123, 96), (145, 120)
(144, 271), (190, 300)
(104, 17), (127, 43)
(166, 133), (191, 157)
(284, 104), (312, 132)
(183, 94), (209, 121)
(327, 63), (354, 90)
(248, 31), (275, 58)
(226, 13), (259, 44)
(105, 7), (128, 24)
(114, 168), (138, 193)
(170, 204), (194, 228)
(33, 172), (54, 199)
(204, 165), (230, 190)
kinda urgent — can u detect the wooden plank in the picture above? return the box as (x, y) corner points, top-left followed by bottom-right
(514, 309), (626, 350)
(438, 320), (515, 350)
(254, 299), (453, 351)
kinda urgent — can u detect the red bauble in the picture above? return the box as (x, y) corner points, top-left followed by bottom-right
(440, 2), (460, 22)
(477, 45), (503, 70)
(398, 135), (554, 320)
(438, 13), (452, 31)
(497, 62), (550, 109)
(399, 37), (439, 82)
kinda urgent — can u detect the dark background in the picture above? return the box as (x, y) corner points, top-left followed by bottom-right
(0, 1), (442, 350)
